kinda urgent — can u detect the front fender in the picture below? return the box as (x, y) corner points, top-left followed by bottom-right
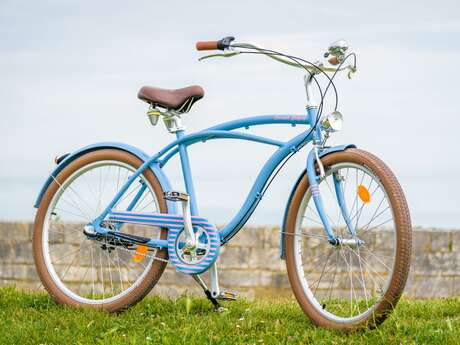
(279, 144), (356, 259)
(34, 142), (176, 213)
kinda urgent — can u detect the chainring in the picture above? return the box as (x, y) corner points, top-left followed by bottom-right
(167, 224), (220, 274)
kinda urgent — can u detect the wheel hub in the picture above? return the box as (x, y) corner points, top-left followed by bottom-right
(332, 237), (364, 248)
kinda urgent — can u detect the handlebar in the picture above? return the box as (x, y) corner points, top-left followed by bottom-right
(196, 36), (356, 77)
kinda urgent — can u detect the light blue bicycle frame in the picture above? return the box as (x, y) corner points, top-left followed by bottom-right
(86, 106), (355, 250)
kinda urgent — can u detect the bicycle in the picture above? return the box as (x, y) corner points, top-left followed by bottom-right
(32, 36), (412, 330)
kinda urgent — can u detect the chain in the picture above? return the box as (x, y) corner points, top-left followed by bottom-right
(121, 244), (170, 263)
(114, 245), (210, 265)
(96, 237), (171, 264)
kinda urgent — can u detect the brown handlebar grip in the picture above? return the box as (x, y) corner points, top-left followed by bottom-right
(196, 41), (219, 51)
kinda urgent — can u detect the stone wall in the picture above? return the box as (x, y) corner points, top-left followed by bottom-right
(0, 222), (459, 299)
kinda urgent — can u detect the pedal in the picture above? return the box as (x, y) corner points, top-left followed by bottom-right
(163, 191), (189, 202)
(217, 290), (238, 301)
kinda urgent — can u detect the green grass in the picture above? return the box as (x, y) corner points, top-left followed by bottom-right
(0, 286), (458, 345)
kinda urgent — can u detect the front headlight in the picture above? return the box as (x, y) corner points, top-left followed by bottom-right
(321, 111), (343, 132)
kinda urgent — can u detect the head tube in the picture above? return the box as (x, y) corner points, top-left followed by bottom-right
(306, 106), (322, 142)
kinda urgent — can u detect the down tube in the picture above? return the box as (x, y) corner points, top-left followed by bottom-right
(219, 131), (311, 244)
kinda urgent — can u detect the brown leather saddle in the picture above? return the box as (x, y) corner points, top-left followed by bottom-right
(138, 85), (204, 113)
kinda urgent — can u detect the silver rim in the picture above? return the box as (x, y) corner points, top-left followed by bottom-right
(42, 160), (162, 305)
(293, 162), (397, 323)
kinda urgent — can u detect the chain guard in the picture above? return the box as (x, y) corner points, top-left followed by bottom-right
(107, 211), (220, 274)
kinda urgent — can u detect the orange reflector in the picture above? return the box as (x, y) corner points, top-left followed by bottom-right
(133, 245), (148, 263)
(357, 185), (371, 203)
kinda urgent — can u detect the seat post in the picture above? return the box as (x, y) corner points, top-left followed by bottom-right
(175, 130), (199, 216)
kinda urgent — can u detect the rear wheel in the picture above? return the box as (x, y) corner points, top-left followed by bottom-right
(33, 149), (169, 311)
(284, 148), (412, 329)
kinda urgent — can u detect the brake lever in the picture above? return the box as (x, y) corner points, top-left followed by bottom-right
(347, 65), (357, 79)
(198, 51), (240, 61)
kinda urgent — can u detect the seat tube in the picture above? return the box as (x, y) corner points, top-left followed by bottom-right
(176, 130), (199, 215)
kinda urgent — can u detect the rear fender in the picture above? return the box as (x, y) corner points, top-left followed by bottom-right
(34, 142), (177, 213)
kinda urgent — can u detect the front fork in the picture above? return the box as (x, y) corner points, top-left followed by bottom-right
(304, 100), (356, 244)
(306, 147), (357, 244)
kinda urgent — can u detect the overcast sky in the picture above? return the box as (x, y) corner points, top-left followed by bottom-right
(0, 0), (459, 228)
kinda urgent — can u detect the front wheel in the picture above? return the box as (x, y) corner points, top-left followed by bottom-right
(284, 148), (412, 329)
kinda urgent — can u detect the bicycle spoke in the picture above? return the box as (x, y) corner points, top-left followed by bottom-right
(133, 190), (149, 211)
(338, 246), (357, 316)
(90, 243), (95, 298)
(363, 218), (393, 233)
(56, 177), (96, 221)
(49, 221), (85, 235)
(303, 215), (324, 226)
(357, 195), (386, 233)
(312, 250), (334, 295)
(359, 245), (392, 272)
(104, 243), (115, 296)
(53, 206), (88, 221)
(327, 250), (340, 305)
(55, 191), (93, 222)
(346, 245), (388, 286)
(81, 173), (99, 208)
(360, 206), (390, 234)
(115, 245), (125, 292)
(116, 183), (142, 208)
(356, 246), (369, 308)
(51, 240), (85, 262)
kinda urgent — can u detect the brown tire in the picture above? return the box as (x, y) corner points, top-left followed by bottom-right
(284, 148), (412, 330)
(33, 149), (169, 312)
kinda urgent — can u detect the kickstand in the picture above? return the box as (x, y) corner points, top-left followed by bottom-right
(204, 289), (222, 310)
(191, 274), (224, 312)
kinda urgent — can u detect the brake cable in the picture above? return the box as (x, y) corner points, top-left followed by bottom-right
(199, 44), (357, 132)
(197, 44), (358, 211)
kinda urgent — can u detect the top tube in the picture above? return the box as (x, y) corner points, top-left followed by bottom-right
(158, 114), (310, 167)
(207, 114), (309, 131)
